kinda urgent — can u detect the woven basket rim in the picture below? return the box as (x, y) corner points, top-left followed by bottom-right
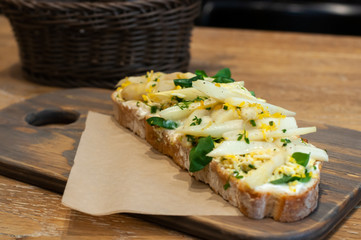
(1, 0), (201, 88)
(1, 0), (198, 12)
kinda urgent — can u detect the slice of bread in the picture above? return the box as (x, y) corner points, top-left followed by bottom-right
(111, 70), (327, 222)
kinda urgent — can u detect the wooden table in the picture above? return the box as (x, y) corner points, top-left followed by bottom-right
(0, 15), (360, 239)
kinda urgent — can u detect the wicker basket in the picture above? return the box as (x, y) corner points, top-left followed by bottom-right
(1, 0), (201, 88)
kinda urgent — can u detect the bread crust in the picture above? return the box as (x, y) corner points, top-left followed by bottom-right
(111, 93), (320, 222)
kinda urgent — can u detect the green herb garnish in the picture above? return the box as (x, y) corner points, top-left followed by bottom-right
(175, 96), (208, 110)
(271, 153), (312, 185)
(177, 101), (192, 110)
(281, 138), (291, 147)
(270, 175), (300, 184)
(223, 181), (231, 190)
(237, 134), (243, 141)
(190, 116), (202, 126)
(186, 135), (197, 146)
(250, 120), (256, 127)
(271, 169), (311, 184)
(173, 77), (198, 88)
(174, 68), (235, 87)
(223, 105), (228, 110)
(150, 105), (158, 114)
(233, 170), (244, 179)
(292, 152), (310, 167)
(249, 91), (256, 97)
(146, 117), (178, 129)
(195, 70), (208, 78)
(269, 121), (274, 126)
(212, 137), (224, 143)
(237, 130), (249, 143)
(282, 129), (287, 133)
(171, 96), (184, 102)
(173, 70), (207, 88)
(189, 136), (215, 172)
(194, 96), (208, 102)
(248, 164), (256, 169)
(212, 68), (235, 83)
(299, 170), (312, 183)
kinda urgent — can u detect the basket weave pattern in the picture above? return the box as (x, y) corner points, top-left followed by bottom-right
(1, 0), (201, 88)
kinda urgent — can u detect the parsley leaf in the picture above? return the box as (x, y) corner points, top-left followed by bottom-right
(150, 106), (158, 114)
(237, 130), (249, 143)
(146, 117), (178, 129)
(190, 116), (202, 126)
(174, 70), (207, 88)
(177, 101), (192, 110)
(299, 171), (311, 183)
(250, 120), (256, 127)
(174, 68), (235, 87)
(195, 70), (208, 78)
(212, 68), (235, 83)
(270, 175), (299, 184)
(223, 181), (231, 190)
(173, 77), (198, 88)
(213, 68), (231, 78)
(186, 135), (197, 146)
(171, 96), (184, 102)
(271, 170), (311, 184)
(233, 170), (244, 179)
(189, 136), (215, 172)
(248, 164), (256, 169)
(237, 134), (243, 141)
(194, 96), (208, 102)
(292, 152), (310, 167)
(213, 78), (234, 83)
(212, 137), (224, 143)
(281, 138), (291, 147)
(174, 96), (208, 110)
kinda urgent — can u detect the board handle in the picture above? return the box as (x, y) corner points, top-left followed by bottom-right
(25, 109), (80, 127)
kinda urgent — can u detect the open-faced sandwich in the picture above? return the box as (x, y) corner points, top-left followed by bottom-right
(111, 68), (328, 222)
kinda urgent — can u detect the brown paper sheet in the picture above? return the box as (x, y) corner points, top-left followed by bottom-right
(62, 111), (241, 216)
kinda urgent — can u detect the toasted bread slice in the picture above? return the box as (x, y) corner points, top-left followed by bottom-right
(111, 70), (327, 222)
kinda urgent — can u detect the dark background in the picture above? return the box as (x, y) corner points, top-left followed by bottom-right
(1, 1), (361, 36)
(195, 0), (361, 35)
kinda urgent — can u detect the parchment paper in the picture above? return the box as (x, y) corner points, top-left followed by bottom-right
(62, 111), (241, 216)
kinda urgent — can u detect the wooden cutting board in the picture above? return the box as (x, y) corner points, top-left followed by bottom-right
(0, 88), (360, 240)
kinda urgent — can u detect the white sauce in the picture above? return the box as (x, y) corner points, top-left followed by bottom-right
(255, 162), (320, 194)
(123, 100), (149, 120)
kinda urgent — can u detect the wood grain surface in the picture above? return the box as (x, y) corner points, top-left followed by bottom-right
(0, 175), (195, 240)
(0, 88), (112, 192)
(0, 15), (360, 239)
(0, 88), (360, 240)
